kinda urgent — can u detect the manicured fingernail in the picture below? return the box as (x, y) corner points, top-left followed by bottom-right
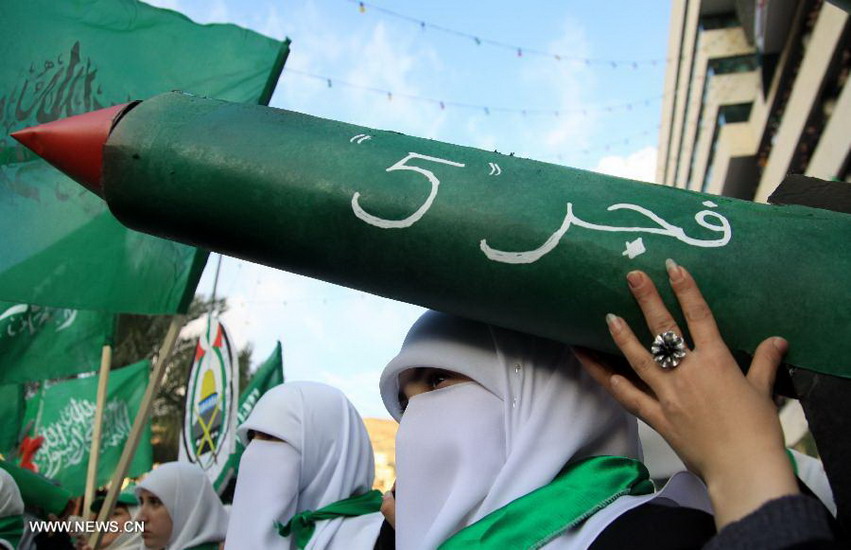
(772, 337), (788, 353)
(383, 491), (393, 500)
(666, 258), (684, 282)
(626, 271), (642, 289)
(606, 313), (623, 332)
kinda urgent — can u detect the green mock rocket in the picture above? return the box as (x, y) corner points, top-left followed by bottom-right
(13, 92), (851, 378)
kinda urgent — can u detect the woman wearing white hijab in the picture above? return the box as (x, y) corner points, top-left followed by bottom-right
(75, 487), (143, 550)
(135, 462), (228, 550)
(379, 310), (714, 550)
(0, 468), (24, 550)
(225, 381), (383, 550)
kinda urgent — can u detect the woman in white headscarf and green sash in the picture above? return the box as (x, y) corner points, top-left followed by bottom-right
(136, 462), (228, 550)
(225, 381), (383, 550)
(379, 310), (715, 550)
(0, 468), (24, 550)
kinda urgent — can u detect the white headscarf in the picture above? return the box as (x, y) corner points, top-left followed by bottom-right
(0, 469), (24, 550)
(136, 462), (228, 550)
(0, 469), (23, 518)
(380, 311), (711, 550)
(105, 528), (144, 550)
(226, 382), (383, 550)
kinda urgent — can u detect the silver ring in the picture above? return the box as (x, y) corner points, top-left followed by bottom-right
(651, 331), (687, 369)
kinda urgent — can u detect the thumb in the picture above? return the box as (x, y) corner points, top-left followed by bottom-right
(747, 337), (787, 396)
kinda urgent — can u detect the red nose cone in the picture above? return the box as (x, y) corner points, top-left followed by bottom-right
(11, 103), (133, 196)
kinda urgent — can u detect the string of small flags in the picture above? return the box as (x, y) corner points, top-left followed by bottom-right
(350, 0), (668, 68)
(283, 67), (667, 116)
(350, 1), (738, 69)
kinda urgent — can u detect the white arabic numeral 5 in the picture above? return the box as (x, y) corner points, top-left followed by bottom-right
(352, 152), (465, 229)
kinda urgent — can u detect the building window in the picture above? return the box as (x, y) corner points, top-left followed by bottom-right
(708, 54), (760, 76)
(699, 12), (740, 31)
(702, 103), (754, 193)
(719, 102), (753, 124)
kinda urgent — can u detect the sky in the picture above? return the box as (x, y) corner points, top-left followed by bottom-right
(146, 0), (673, 418)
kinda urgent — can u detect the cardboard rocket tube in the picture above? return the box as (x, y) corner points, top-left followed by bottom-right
(14, 92), (851, 377)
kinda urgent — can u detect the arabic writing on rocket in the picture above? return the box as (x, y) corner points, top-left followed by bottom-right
(348, 144), (733, 263)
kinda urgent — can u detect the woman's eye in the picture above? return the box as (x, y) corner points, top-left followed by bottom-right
(428, 371), (450, 389)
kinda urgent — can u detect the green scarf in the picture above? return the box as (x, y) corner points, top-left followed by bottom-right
(439, 456), (654, 550)
(275, 489), (383, 549)
(0, 515), (24, 550)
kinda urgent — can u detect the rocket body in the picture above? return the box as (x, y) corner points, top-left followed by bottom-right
(31, 92), (851, 376)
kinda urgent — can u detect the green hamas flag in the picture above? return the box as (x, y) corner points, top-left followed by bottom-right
(0, 0), (289, 313)
(0, 384), (24, 454)
(24, 360), (152, 496)
(0, 302), (113, 384)
(216, 342), (284, 493)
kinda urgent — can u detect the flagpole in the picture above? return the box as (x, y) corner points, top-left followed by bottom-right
(208, 253), (223, 327)
(88, 315), (185, 550)
(83, 344), (112, 518)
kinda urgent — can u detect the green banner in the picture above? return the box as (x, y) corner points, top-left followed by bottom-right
(0, 0), (289, 314)
(0, 384), (24, 454)
(0, 302), (113, 384)
(216, 342), (284, 492)
(25, 360), (152, 496)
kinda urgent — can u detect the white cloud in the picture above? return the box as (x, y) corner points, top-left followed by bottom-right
(263, 4), (447, 140)
(207, 0), (231, 24)
(145, 0), (229, 24)
(353, 25), (445, 131)
(494, 16), (598, 163)
(256, 2), (292, 41)
(142, 0), (182, 11)
(592, 146), (658, 183)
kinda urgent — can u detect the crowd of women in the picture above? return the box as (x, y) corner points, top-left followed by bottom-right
(1, 263), (841, 549)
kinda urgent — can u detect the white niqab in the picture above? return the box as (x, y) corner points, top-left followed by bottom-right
(226, 382), (382, 550)
(226, 439), (300, 549)
(381, 311), (710, 550)
(136, 462), (228, 550)
(395, 382), (506, 544)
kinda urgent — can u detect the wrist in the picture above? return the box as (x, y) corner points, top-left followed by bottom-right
(705, 450), (799, 529)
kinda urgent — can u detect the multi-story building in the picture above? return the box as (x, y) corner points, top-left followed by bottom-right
(657, 0), (849, 202)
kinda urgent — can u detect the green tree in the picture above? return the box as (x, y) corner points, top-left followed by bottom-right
(112, 295), (252, 463)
